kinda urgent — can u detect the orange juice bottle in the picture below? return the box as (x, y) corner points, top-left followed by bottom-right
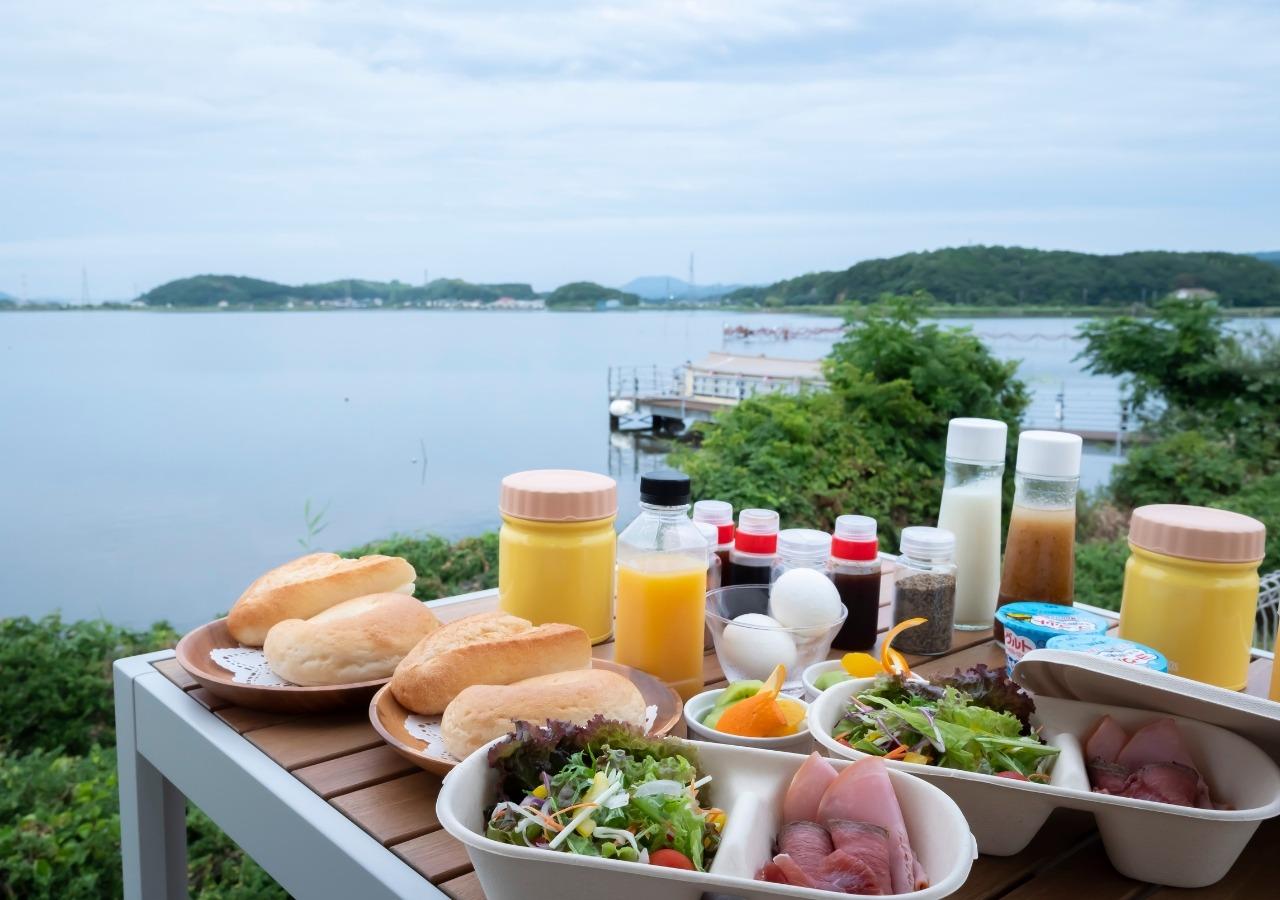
(614, 470), (709, 700)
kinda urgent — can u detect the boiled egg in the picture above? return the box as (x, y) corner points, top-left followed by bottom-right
(720, 613), (797, 681)
(769, 568), (843, 637)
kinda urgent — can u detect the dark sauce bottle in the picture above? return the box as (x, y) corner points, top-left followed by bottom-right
(728, 508), (779, 593)
(692, 500), (736, 589)
(829, 514), (882, 651)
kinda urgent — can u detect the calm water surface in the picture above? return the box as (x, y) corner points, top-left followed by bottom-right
(3, 310), (1270, 628)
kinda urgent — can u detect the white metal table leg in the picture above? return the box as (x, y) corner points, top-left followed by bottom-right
(115, 654), (190, 900)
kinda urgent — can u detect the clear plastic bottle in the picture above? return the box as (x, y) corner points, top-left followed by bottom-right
(693, 499), (734, 586)
(771, 528), (832, 581)
(936, 418), (1007, 630)
(614, 469), (709, 700)
(693, 520), (722, 591)
(829, 515), (882, 651)
(891, 526), (957, 656)
(728, 508), (779, 587)
(995, 431), (1082, 641)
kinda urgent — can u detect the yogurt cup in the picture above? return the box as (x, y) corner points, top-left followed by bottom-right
(994, 602), (1109, 673)
(1046, 634), (1168, 673)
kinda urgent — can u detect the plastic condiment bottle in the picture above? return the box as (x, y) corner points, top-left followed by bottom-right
(498, 469), (617, 644)
(891, 526), (957, 656)
(728, 508), (780, 587)
(936, 418), (1007, 630)
(693, 499), (734, 585)
(694, 520), (722, 591)
(994, 431), (1082, 642)
(1118, 504), (1265, 690)
(772, 528), (832, 581)
(614, 469), (709, 701)
(829, 515), (882, 651)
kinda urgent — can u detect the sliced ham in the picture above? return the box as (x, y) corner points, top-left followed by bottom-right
(1122, 763), (1213, 809)
(779, 820), (835, 872)
(818, 756), (924, 894)
(1116, 718), (1196, 770)
(759, 861), (789, 884)
(1087, 758), (1130, 794)
(784, 752), (840, 824)
(772, 853), (823, 889)
(1084, 715), (1128, 764)
(827, 821), (892, 895)
(814, 850), (887, 895)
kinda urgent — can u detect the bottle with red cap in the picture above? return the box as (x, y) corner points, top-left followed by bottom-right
(728, 508), (780, 587)
(692, 500), (734, 587)
(828, 514), (882, 650)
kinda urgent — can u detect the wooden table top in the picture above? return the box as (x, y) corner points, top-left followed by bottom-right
(154, 592), (1276, 900)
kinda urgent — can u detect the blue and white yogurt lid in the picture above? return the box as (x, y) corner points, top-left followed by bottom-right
(1046, 634), (1168, 672)
(995, 602), (1110, 643)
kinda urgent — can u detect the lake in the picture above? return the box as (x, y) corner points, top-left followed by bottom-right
(3, 310), (1262, 629)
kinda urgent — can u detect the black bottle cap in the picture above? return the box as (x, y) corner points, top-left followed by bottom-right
(639, 469), (691, 506)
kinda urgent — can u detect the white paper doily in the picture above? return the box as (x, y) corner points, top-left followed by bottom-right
(404, 705), (660, 763)
(210, 647), (294, 686)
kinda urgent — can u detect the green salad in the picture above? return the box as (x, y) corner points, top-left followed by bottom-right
(484, 717), (724, 871)
(832, 665), (1059, 780)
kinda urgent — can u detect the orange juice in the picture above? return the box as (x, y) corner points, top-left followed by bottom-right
(614, 552), (707, 700)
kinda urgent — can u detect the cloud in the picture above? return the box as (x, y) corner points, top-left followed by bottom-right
(1, 0), (1277, 296)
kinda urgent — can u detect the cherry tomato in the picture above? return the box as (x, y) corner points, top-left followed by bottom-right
(650, 849), (695, 870)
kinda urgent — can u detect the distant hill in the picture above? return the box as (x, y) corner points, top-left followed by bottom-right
(726, 246), (1280, 308)
(545, 282), (640, 309)
(1253, 251), (1280, 267)
(620, 276), (746, 301)
(139, 275), (536, 307)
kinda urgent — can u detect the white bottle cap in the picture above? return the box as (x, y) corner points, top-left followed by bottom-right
(692, 499), (733, 526)
(945, 418), (1008, 464)
(778, 528), (832, 562)
(899, 526), (956, 561)
(833, 515), (877, 542)
(1015, 430), (1083, 478)
(738, 508), (780, 535)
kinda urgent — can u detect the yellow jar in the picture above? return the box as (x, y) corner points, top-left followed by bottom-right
(498, 470), (617, 644)
(1118, 504), (1265, 690)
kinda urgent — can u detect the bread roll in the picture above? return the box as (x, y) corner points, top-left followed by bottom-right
(390, 611), (590, 714)
(228, 552), (416, 645)
(441, 668), (648, 759)
(263, 593), (441, 686)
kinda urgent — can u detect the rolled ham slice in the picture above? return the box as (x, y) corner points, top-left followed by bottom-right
(784, 752), (840, 824)
(1116, 718), (1196, 771)
(817, 756), (925, 893)
(1084, 715), (1128, 764)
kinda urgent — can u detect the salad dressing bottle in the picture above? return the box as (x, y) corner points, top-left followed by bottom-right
(727, 508), (779, 587)
(693, 499), (734, 586)
(614, 469), (709, 700)
(995, 431), (1082, 641)
(937, 418), (1007, 630)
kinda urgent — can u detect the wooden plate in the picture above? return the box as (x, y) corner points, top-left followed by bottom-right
(369, 660), (685, 775)
(175, 618), (388, 713)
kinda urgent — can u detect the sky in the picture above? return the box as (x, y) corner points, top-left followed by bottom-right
(2, 0), (1278, 299)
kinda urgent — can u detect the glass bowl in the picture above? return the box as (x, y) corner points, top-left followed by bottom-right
(705, 583), (846, 693)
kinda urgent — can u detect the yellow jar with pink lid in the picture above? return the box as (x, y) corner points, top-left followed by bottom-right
(498, 469), (617, 644)
(1117, 504), (1265, 690)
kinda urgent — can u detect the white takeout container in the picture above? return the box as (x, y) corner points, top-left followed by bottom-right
(438, 736), (977, 900)
(684, 688), (813, 753)
(808, 649), (1280, 887)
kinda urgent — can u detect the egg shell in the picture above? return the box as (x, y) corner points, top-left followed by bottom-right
(720, 613), (797, 682)
(769, 568), (842, 636)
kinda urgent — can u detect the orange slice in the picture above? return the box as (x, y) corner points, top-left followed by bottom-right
(716, 665), (790, 737)
(880, 618), (926, 677)
(840, 652), (885, 677)
(776, 698), (807, 734)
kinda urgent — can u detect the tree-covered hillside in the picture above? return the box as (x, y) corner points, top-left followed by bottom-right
(544, 281), (640, 308)
(727, 246), (1280, 308)
(139, 275), (535, 307)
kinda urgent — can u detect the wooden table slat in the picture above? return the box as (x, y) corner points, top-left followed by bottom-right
(998, 838), (1146, 900)
(152, 657), (198, 691)
(214, 705), (299, 735)
(330, 771), (441, 845)
(293, 744), (421, 800)
(391, 828), (475, 884)
(950, 810), (1096, 900)
(187, 687), (231, 711)
(439, 871), (486, 900)
(244, 712), (383, 770)
(1145, 816), (1279, 898)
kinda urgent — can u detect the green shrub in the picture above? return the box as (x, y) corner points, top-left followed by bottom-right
(1074, 537), (1130, 612)
(1210, 471), (1280, 574)
(343, 532), (499, 600)
(1108, 431), (1248, 509)
(673, 296), (1029, 544)
(0, 616), (178, 756)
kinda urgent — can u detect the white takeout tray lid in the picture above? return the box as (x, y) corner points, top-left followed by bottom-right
(1013, 649), (1280, 762)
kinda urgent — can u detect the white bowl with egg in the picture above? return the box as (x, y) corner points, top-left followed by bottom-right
(705, 583), (846, 693)
(683, 688), (813, 753)
(801, 659), (857, 701)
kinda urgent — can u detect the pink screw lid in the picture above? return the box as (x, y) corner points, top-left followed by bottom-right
(1128, 504), (1265, 564)
(500, 469), (617, 523)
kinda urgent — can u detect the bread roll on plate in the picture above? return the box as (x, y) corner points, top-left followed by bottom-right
(228, 552), (416, 645)
(441, 668), (647, 758)
(263, 593), (441, 686)
(391, 611), (590, 714)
